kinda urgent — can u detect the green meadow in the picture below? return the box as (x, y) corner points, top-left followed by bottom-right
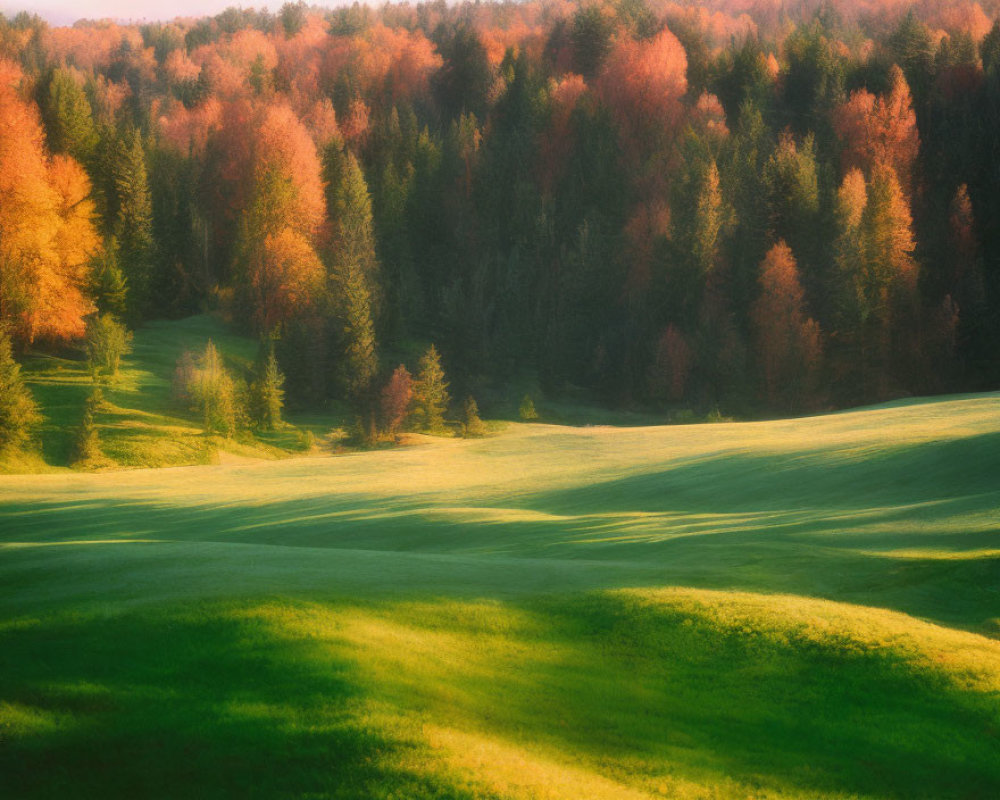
(2, 326), (999, 798)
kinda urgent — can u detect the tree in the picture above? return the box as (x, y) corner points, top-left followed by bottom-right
(648, 325), (692, 403)
(73, 387), (103, 467)
(461, 396), (485, 437)
(859, 164), (918, 395)
(180, 340), (240, 437)
(91, 238), (128, 318)
(110, 127), (154, 317)
(325, 146), (380, 303)
(751, 241), (822, 409)
(380, 364), (412, 438)
(412, 344), (449, 432)
(85, 313), (132, 381)
(597, 27), (687, 156)
(0, 61), (97, 343)
(334, 263), (378, 403)
(38, 68), (98, 161)
(519, 394), (538, 420)
(833, 65), (919, 192)
(0, 325), (40, 450)
(571, 5), (614, 80)
(249, 338), (285, 430)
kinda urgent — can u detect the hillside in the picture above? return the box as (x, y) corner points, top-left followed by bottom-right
(2, 393), (999, 799)
(6, 315), (333, 474)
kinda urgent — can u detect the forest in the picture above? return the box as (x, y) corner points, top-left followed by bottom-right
(2, 0), (1000, 444)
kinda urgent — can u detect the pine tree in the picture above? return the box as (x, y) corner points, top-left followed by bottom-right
(250, 338), (285, 431)
(38, 68), (98, 162)
(91, 239), (129, 318)
(0, 327), (40, 450)
(325, 146), (380, 303)
(412, 344), (449, 432)
(335, 263), (378, 403)
(462, 396), (485, 437)
(73, 388), (103, 467)
(111, 127), (154, 318)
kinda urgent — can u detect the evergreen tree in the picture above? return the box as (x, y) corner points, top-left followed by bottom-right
(412, 344), (449, 432)
(325, 146), (380, 304)
(461, 396), (485, 437)
(38, 68), (98, 162)
(111, 127), (154, 318)
(334, 264), (378, 404)
(0, 327), (40, 450)
(73, 388), (103, 466)
(91, 239), (129, 318)
(250, 338), (285, 430)
(519, 394), (538, 420)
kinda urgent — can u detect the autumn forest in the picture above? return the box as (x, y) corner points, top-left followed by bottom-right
(2, 0), (1000, 439)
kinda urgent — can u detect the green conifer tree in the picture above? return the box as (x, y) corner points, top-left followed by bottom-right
(73, 388), (103, 466)
(91, 239), (129, 318)
(412, 344), (450, 432)
(462, 396), (485, 437)
(250, 338), (285, 431)
(0, 327), (40, 450)
(38, 68), (98, 161)
(112, 128), (154, 318)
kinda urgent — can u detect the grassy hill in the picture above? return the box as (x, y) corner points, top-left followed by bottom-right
(7, 315), (331, 474)
(1, 385), (999, 797)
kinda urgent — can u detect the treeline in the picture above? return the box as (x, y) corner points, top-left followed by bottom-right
(1, 0), (999, 433)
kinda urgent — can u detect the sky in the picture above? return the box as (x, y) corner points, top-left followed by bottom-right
(1, 1), (349, 26)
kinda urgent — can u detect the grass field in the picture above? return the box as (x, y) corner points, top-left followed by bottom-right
(8, 315), (329, 474)
(2, 385), (999, 798)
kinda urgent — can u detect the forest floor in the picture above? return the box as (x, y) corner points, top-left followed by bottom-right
(1, 380), (999, 798)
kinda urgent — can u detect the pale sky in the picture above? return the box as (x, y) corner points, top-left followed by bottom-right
(2, 1), (352, 26)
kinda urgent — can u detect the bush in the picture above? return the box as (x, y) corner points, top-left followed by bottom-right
(85, 313), (132, 381)
(0, 326), (40, 450)
(380, 365), (413, 439)
(519, 394), (539, 421)
(462, 396), (486, 437)
(174, 341), (242, 437)
(73, 389), (104, 467)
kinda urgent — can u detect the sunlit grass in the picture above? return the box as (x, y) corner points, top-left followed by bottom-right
(1, 390), (999, 798)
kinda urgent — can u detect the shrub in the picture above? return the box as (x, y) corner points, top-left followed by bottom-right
(519, 394), (539, 420)
(462, 396), (486, 437)
(380, 365), (413, 439)
(0, 327), (40, 450)
(174, 341), (241, 437)
(73, 388), (104, 466)
(85, 313), (132, 381)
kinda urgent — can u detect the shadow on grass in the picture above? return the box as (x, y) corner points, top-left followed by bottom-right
(0, 602), (476, 800)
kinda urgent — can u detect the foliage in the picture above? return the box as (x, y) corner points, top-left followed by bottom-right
(380, 364), (412, 438)
(461, 395), (485, 437)
(84, 313), (132, 381)
(412, 344), (449, 432)
(0, 325), (40, 450)
(175, 340), (241, 437)
(518, 394), (538, 421)
(249, 338), (285, 431)
(72, 387), (103, 466)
